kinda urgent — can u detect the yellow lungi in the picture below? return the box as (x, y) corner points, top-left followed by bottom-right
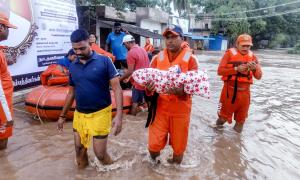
(73, 105), (112, 148)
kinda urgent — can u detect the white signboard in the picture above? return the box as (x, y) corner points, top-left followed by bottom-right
(1, 0), (78, 90)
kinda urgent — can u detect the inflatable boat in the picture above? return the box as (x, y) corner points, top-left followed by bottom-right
(25, 85), (132, 121)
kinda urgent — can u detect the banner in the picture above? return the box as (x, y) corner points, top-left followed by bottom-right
(1, 0), (78, 91)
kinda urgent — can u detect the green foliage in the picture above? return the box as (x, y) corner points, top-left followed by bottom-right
(269, 33), (289, 48)
(288, 41), (300, 54)
(200, 0), (300, 48)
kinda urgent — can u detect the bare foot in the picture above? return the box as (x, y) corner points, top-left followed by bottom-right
(101, 153), (114, 165)
(233, 122), (244, 133)
(167, 158), (174, 164)
(149, 151), (161, 164)
(0, 138), (8, 150)
(167, 154), (183, 164)
(76, 148), (88, 169)
(216, 118), (226, 126)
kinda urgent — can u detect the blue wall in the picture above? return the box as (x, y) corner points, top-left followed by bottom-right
(209, 35), (225, 51)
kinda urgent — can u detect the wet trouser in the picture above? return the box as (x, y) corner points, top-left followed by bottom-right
(218, 83), (250, 124)
(148, 112), (190, 156)
(0, 93), (13, 139)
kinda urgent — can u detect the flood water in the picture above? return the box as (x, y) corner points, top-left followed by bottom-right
(1, 50), (299, 180)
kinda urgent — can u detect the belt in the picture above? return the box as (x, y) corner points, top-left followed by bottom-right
(228, 85), (249, 91)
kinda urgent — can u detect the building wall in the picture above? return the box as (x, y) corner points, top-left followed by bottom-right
(140, 19), (162, 48)
(190, 17), (212, 30)
(190, 31), (211, 37)
(136, 7), (169, 24)
(170, 17), (189, 34)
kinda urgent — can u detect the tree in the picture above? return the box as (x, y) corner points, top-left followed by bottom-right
(195, 0), (300, 48)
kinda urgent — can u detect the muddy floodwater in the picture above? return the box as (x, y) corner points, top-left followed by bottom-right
(1, 50), (299, 180)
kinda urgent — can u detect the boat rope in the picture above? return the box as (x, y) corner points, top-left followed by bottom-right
(35, 84), (68, 124)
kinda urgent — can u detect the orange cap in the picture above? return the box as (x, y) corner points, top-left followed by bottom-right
(237, 34), (252, 46)
(0, 13), (17, 29)
(163, 25), (183, 37)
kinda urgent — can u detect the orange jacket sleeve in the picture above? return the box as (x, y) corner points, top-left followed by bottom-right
(253, 55), (262, 80)
(217, 50), (237, 76)
(150, 56), (158, 68)
(0, 52), (12, 122)
(91, 43), (115, 62)
(188, 54), (198, 71)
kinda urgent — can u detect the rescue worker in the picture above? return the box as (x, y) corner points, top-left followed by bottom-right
(0, 12), (16, 150)
(144, 37), (154, 61)
(216, 33), (262, 133)
(145, 25), (198, 164)
(89, 34), (115, 62)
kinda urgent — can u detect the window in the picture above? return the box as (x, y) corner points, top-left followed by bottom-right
(205, 23), (209, 29)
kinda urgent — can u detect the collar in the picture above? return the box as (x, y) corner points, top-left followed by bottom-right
(113, 32), (124, 36)
(166, 48), (182, 62)
(131, 44), (139, 49)
(0, 45), (7, 49)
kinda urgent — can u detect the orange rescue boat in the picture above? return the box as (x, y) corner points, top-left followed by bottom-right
(25, 85), (132, 121)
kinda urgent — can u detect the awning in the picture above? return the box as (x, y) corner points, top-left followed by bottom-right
(99, 20), (163, 39)
(186, 35), (215, 40)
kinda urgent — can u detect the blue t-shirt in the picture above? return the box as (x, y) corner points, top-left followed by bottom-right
(69, 51), (119, 113)
(106, 32), (127, 60)
(57, 56), (71, 70)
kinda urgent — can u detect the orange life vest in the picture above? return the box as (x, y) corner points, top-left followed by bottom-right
(40, 64), (69, 86)
(91, 43), (115, 62)
(155, 48), (193, 115)
(221, 48), (256, 84)
(144, 38), (154, 53)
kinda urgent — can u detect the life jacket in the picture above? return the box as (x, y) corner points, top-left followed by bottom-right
(146, 48), (193, 127)
(91, 43), (115, 62)
(40, 64), (69, 86)
(221, 48), (256, 84)
(221, 48), (256, 104)
(156, 48), (193, 108)
(144, 39), (154, 53)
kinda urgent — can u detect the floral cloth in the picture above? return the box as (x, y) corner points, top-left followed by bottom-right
(132, 65), (210, 98)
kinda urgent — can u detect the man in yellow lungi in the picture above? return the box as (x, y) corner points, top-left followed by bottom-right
(57, 29), (123, 168)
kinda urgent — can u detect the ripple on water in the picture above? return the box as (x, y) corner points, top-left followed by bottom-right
(268, 99), (283, 106)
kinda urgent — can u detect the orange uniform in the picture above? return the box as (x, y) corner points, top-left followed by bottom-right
(218, 48), (262, 123)
(40, 64), (69, 86)
(91, 43), (115, 62)
(144, 38), (154, 53)
(148, 48), (198, 155)
(0, 47), (14, 139)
